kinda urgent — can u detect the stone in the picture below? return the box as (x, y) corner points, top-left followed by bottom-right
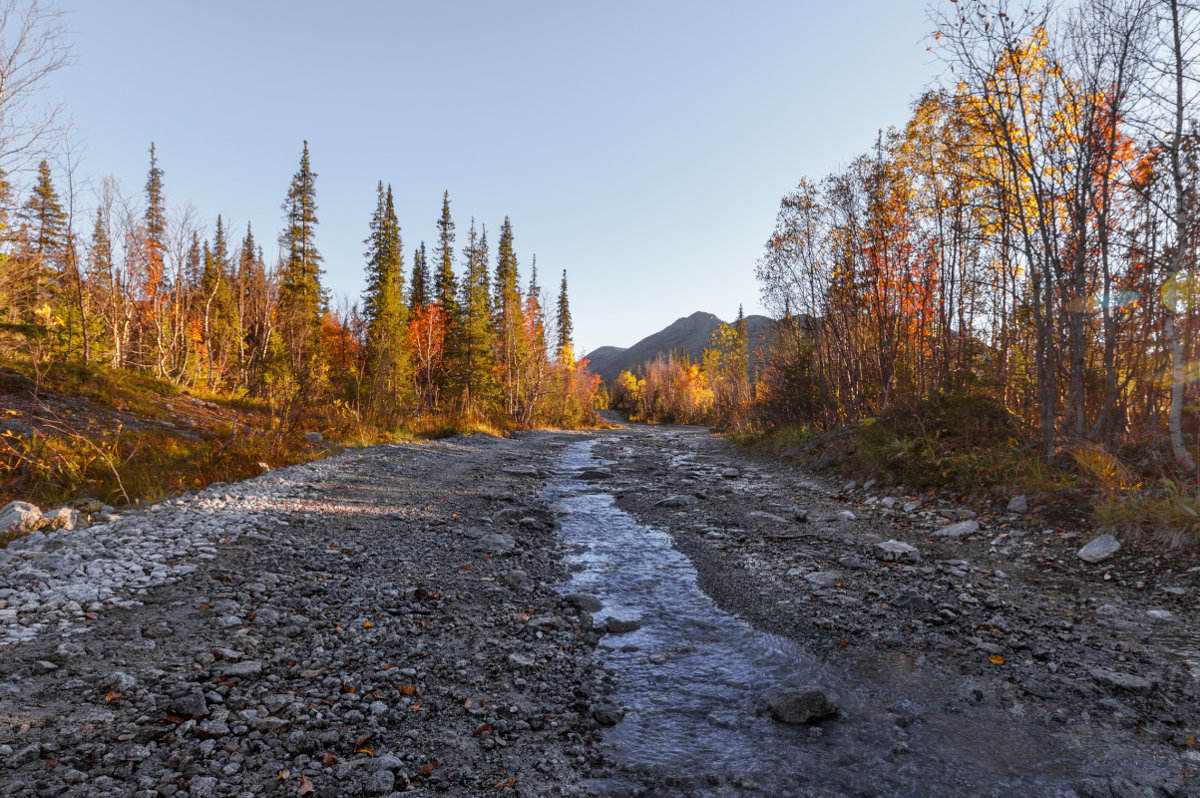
(890, 589), (934, 613)
(105, 671), (137, 693)
(768, 687), (839, 724)
(1077, 534), (1121, 563)
(1006, 494), (1028, 514)
(220, 660), (263, 677)
(188, 775), (218, 797)
(902, 500), (921, 513)
(933, 520), (980, 538)
(302, 431), (323, 445)
(0, 501), (41, 537)
(565, 593), (602, 613)
(365, 769), (395, 794)
(479, 533), (516, 554)
(170, 688), (208, 718)
(746, 511), (788, 525)
(1090, 667), (1156, 695)
(720, 468), (740, 479)
(44, 507), (81, 531)
(577, 468), (613, 480)
(1146, 609), (1177, 623)
(835, 510), (857, 522)
(803, 571), (841, 588)
(872, 540), (921, 563)
(603, 617), (643, 634)
(502, 569), (534, 592)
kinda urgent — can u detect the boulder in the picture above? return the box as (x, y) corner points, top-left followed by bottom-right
(1006, 494), (1029, 514)
(768, 687), (839, 725)
(0, 501), (42, 537)
(44, 506), (80, 531)
(302, 431), (323, 445)
(1089, 667), (1156, 696)
(1077, 534), (1120, 564)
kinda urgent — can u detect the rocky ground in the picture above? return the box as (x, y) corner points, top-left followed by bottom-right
(2, 418), (1199, 797)
(0, 432), (609, 797)
(591, 421), (1200, 797)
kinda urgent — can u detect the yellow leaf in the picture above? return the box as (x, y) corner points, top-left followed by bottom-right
(355, 746), (374, 757)
(989, 654), (1005, 665)
(363, 621), (373, 628)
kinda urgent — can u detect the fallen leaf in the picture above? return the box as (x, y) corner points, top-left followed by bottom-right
(278, 769), (289, 780)
(321, 753), (339, 766)
(989, 654), (1005, 665)
(493, 778), (517, 789)
(297, 773), (314, 795)
(473, 723), (492, 737)
(354, 746), (374, 757)
(104, 690), (120, 704)
(363, 621), (374, 628)
(398, 684), (417, 696)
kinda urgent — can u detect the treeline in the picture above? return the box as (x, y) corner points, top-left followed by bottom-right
(619, 0), (1200, 493)
(0, 141), (601, 431)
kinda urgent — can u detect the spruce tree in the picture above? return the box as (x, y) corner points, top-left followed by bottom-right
(408, 242), (429, 310)
(362, 181), (409, 418)
(556, 269), (573, 357)
(433, 191), (458, 321)
(11, 159), (67, 326)
(457, 219), (497, 414)
(144, 143), (166, 277)
(493, 216), (527, 415)
(276, 141), (326, 384)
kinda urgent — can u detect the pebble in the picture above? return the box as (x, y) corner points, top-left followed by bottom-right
(933, 520), (980, 538)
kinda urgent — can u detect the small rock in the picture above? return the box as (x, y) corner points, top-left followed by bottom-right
(746, 510), (788, 525)
(603, 617), (643, 634)
(933, 520), (980, 538)
(720, 468), (740, 479)
(105, 671), (137, 693)
(902, 500), (921, 513)
(1146, 609), (1177, 623)
(220, 660), (263, 677)
(873, 540), (921, 563)
(1007, 494), (1028, 514)
(890, 589), (934, 613)
(1077, 534), (1121, 563)
(835, 510), (857, 522)
(44, 506), (81, 531)
(804, 571), (841, 589)
(565, 593), (602, 613)
(302, 431), (323, 445)
(188, 775), (218, 797)
(502, 570), (534, 592)
(768, 687), (839, 725)
(1090, 667), (1156, 695)
(170, 688), (208, 718)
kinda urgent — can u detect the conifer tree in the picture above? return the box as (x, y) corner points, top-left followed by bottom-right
(433, 191), (458, 321)
(9, 159), (67, 335)
(200, 215), (235, 388)
(556, 269), (573, 357)
(237, 223), (271, 391)
(276, 141), (326, 387)
(144, 143), (166, 273)
(362, 181), (409, 419)
(408, 242), (429, 310)
(457, 219), (497, 414)
(493, 216), (527, 415)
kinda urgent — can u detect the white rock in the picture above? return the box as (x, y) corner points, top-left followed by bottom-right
(0, 501), (42, 537)
(1007, 494), (1028, 513)
(1077, 534), (1120, 563)
(872, 540), (922, 563)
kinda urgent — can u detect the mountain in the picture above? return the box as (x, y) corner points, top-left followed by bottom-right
(584, 311), (774, 384)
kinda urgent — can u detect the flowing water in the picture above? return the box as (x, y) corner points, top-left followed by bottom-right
(548, 439), (1174, 797)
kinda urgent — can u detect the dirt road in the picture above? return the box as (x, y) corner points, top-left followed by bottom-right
(1, 420), (1197, 796)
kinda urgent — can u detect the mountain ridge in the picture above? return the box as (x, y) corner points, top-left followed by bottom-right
(584, 310), (773, 384)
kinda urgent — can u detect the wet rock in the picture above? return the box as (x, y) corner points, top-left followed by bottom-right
(1077, 534), (1121, 563)
(1090, 668), (1156, 695)
(1007, 494), (1028, 514)
(577, 468), (613, 480)
(768, 686), (839, 725)
(593, 703), (624, 726)
(873, 540), (921, 563)
(655, 494), (699, 508)
(933, 520), (980, 538)
(720, 468), (741, 479)
(603, 617), (643, 634)
(565, 592), (602, 613)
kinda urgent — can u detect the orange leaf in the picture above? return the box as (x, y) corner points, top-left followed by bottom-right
(355, 746), (374, 757)
(494, 778), (517, 789)
(398, 684), (417, 696)
(989, 654), (1005, 665)
(321, 753), (339, 766)
(363, 621), (374, 628)
(473, 723), (493, 737)
(104, 690), (120, 704)
(297, 774), (314, 796)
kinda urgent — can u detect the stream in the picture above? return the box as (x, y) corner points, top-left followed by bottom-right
(547, 439), (1161, 797)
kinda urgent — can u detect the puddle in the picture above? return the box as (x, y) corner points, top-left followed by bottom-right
(548, 439), (1178, 796)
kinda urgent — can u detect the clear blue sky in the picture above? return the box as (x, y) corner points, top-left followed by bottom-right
(42, 1), (939, 354)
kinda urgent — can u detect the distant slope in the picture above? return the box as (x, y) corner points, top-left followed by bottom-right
(585, 311), (773, 384)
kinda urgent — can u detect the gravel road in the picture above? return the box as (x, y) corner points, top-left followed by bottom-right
(2, 420), (1198, 797)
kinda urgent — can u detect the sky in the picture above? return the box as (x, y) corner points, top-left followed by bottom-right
(37, 1), (942, 355)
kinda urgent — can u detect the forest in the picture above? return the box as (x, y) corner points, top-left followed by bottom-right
(612, 0), (1200, 536)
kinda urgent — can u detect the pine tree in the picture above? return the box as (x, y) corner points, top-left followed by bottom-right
(362, 181), (409, 418)
(457, 219), (497, 414)
(9, 159), (67, 335)
(237, 223), (271, 391)
(200, 215), (235, 388)
(556, 269), (573, 357)
(276, 141), (326, 385)
(409, 242), (429, 310)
